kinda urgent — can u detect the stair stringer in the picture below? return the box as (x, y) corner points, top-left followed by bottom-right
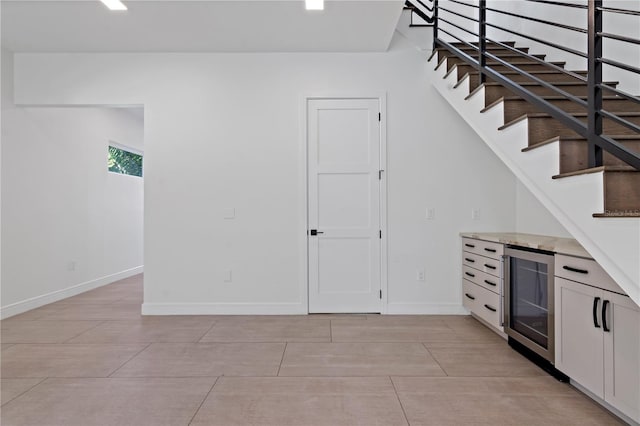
(429, 61), (640, 307)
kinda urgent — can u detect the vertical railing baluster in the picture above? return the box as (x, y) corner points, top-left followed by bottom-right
(433, 0), (439, 51)
(479, 0), (487, 84)
(588, 0), (604, 168)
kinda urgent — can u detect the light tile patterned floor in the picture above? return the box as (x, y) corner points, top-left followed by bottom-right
(0, 274), (624, 425)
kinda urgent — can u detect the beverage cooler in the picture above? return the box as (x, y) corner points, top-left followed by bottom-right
(504, 246), (555, 364)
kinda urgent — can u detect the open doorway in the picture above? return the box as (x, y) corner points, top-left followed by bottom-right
(0, 105), (144, 318)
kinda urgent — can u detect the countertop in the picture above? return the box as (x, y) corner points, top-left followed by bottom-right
(460, 232), (592, 259)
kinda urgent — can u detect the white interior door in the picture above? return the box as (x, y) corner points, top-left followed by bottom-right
(307, 98), (382, 313)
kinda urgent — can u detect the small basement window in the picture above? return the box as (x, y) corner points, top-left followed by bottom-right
(108, 143), (143, 177)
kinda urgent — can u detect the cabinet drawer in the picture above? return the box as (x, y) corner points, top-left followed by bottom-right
(462, 238), (504, 260)
(463, 265), (501, 295)
(463, 279), (502, 330)
(462, 252), (501, 278)
(462, 279), (478, 312)
(555, 255), (624, 294)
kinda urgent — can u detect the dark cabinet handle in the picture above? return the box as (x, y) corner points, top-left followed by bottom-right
(593, 297), (601, 328)
(484, 304), (497, 312)
(484, 248), (497, 253)
(465, 293), (475, 300)
(563, 265), (589, 274)
(484, 279), (497, 287)
(465, 243), (475, 248)
(484, 264), (497, 270)
(602, 300), (610, 332)
(465, 272), (475, 278)
(464, 258), (475, 263)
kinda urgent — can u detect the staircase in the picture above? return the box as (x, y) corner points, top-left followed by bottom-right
(427, 41), (640, 306)
(396, 1), (434, 52)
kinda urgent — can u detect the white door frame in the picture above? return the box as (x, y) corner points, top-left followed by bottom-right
(298, 93), (388, 314)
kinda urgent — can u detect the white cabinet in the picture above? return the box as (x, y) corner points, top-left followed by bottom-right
(461, 237), (504, 333)
(555, 273), (640, 423)
(604, 291), (640, 422)
(555, 277), (605, 396)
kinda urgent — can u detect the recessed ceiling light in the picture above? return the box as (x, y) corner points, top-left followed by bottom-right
(100, 0), (127, 11)
(305, 0), (324, 10)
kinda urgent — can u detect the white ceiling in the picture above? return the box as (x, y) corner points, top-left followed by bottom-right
(1, 0), (404, 52)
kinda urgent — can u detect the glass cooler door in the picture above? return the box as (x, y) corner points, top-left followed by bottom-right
(509, 256), (549, 349)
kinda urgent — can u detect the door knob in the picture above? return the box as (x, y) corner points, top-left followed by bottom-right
(309, 229), (324, 236)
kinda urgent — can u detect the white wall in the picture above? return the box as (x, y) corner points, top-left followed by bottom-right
(515, 181), (571, 237)
(1, 50), (144, 318)
(10, 35), (521, 314)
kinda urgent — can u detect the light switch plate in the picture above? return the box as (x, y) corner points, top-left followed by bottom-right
(223, 208), (235, 219)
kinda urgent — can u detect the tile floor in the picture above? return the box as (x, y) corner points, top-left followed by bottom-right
(0, 274), (624, 425)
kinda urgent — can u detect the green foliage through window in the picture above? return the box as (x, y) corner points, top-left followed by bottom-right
(108, 145), (143, 177)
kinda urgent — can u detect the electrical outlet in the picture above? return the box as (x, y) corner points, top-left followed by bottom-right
(426, 208), (435, 220)
(67, 261), (77, 271)
(471, 208), (481, 220)
(417, 269), (425, 281)
(224, 269), (232, 282)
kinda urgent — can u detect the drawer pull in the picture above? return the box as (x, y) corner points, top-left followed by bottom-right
(465, 293), (476, 300)
(484, 248), (497, 253)
(484, 304), (497, 312)
(464, 258), (475, 263)
(465, 243), (475, 248)
(602, 300), (610, 332)
(563, 265), (589, 275)
(484, 279), (497, 287)
(465, 272), (475, 278)
(484, 263), (496, 270)
(592, 297), (601, 328)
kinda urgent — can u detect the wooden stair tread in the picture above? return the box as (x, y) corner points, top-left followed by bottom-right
(555, 134), (640, 141)
(449, 54), (546, 59)
(481, 80), (617, 87)
(519, 111), (640, 118)
(464, 80), (621, 102)
(458, 71), (591, 92)
(482, 95), (639, 116)
(452, 41), (517, 47)
(552, 165), (637, 179)
(499, 111), (640, 131)
(447, 66), (576, 82)
(502, 95), (633, 101)
(462, 61), (565, 66)
(592, 212), (640, 218)
(484, 80), (620, 90)
(435, 47), (534, 53)
(483, 95), (635, 111)
(466, 70), (587, 76)
(522, 135), (640, 152)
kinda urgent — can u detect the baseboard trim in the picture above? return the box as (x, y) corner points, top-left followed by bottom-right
(0, 266), (144, 319)
(571, 380), (639, 425)
(385, 303), (468, 315)
(141, 302), (307, 316)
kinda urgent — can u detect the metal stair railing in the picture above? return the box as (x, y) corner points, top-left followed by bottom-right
(422, 0), (640, 171)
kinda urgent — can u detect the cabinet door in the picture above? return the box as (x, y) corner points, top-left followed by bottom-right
(555, 278), (604, 398)
(603, 292), (640, 422)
